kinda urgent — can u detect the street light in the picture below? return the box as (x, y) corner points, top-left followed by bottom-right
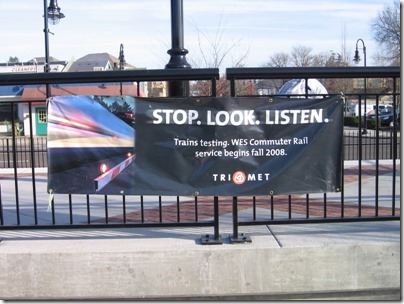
(47, 0), (65, 25)
(118, 43), (126, 95)
(353, 38), (367, 135)
(43, 0), (65, 98)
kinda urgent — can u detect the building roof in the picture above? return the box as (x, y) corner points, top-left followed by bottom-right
(66, 53), (135, 72)
(30, 57), (63, 64)
(21, 83), (144, 101)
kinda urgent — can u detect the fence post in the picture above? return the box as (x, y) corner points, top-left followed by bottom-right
(230, 196), (251, 244)
(201, 196), (223, 245)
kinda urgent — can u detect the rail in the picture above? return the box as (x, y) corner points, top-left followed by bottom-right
(226, 66), (400, 241)
(0, 67), (400, 244)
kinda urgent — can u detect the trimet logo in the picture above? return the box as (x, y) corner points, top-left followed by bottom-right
(232, 171), (246, 185)
(212, 171), (270, 185)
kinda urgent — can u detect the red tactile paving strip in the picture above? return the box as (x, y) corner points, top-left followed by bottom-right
(96, 164), (400, 223)
(0, 165), (399, 223)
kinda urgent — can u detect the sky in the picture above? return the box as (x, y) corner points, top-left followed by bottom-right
(0, 0), (395, 72)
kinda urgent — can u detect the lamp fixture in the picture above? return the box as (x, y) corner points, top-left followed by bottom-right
(47, 0), (65, 25)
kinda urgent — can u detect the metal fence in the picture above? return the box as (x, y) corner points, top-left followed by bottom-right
(0, 67), (400, 244)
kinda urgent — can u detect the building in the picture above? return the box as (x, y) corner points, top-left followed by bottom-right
(0, 53), (145, 136)
(0, 57), (68, 74)
(148, 81), (167, 97)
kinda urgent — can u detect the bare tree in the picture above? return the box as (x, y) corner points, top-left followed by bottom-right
(338, 24), (351, 67)
(290, 45), (313, 67)
(311, 52), (330, 67)
(188, 15), (250, 96)
(188, 15), (249, 70)
(263, 52), (289, 67)
(8, 56), (19, 64)
(371, 0), (400, 66)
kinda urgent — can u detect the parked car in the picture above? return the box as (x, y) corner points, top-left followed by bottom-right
(389, 107), (400, 127)
(367, 107), (400, 127)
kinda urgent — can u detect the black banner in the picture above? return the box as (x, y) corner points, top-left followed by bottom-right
(47, 95), (343, 196)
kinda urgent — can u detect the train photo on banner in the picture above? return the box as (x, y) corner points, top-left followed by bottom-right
(47, 95), (136, 194)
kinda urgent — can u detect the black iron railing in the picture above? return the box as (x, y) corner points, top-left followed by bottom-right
(0, 67), (400, 244)
(226, 66), (400, 242)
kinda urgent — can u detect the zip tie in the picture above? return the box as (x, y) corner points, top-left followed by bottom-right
(48, 189), (54, 212)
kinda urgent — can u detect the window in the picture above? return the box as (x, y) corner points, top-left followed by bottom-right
(38, 109), (47, 123)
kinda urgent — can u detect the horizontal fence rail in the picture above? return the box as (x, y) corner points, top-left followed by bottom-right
(0, 68), (221, 85)
(0, 67), (400, 244)
(225, 66), (400, 80)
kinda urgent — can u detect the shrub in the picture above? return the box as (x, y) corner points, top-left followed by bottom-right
(344, 116), (358, 127)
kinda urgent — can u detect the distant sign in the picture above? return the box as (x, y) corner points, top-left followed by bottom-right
(47, 95), (343, 196)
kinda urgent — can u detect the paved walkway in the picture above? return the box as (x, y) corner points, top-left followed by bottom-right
(0, 160), (400, 233)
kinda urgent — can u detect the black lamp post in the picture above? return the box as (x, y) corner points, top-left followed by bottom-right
(353, 38), (367, 135)
(118, 43), (125, 95)
(43, 0), (65, 98)
(165, 0), (192, 97)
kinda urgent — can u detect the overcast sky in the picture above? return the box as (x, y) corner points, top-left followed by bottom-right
(0, 0), (393, 71)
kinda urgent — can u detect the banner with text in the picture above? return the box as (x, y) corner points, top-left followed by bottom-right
(47, 95), (343, 196)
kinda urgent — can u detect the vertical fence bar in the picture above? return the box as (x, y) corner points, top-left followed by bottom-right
(159, 196), (162, 222)
(11, 105), (20, 225)
(358, 96), (362, 217)
(341, 165), (345, 218)
(0, 139), (3, 168)
(0, 184), (3, 225)
(306, 194), (309, 219)
(42, 137), (47, 167)
(232, 196), (238, 239)
(86, 195), (91, 224)
(140, 195), (144, 223)
(194, 196), (198, 222)
(122, 195), (126, 223)
(6, 138), (11, 168)
(176, 196), (180, 222)
(375, 96), (380, 216)
(68, 194), (73, 224)
(51, 194), (55, 225)
(28, 103), (38, 225)
(104, 195), (109, 224)
(213, 196), (220, 240)
(341, 128), (345, 218)
(21, 137), (27, 167)
(211, 77), (217, 97)
(391, 77), (397, 215)
(230, 78), (236, 97)
(252, 196), (256, 221)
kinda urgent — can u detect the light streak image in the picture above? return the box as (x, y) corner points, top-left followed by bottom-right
(47, 95), (136, 194)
